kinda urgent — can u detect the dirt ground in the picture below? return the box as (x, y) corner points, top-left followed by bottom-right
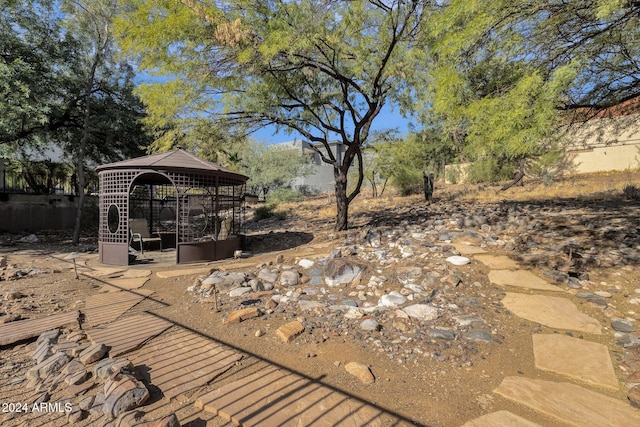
(1, 171), (640, 426)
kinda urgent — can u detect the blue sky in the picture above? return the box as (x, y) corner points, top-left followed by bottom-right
(250, 106), (414, 145)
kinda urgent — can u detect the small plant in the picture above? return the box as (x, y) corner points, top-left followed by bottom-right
(253, 204), (287, 221)
(622, 183), (640, 200)
(266, 187), (305, 205)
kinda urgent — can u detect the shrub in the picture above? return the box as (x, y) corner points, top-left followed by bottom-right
(623, 184), (640, 200)
(253, 204), (287, 221)
(391, 166), (424, 196)
(266, 187), (305, 205)
(466, 158), (513, 184)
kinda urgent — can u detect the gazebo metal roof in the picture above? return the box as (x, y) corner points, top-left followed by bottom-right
(97, 148), (248, 184)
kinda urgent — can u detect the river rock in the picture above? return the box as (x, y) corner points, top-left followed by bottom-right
(324, 259), (364, 287)
(280, 270), (300, 286)
(258, 268), (278, 283)
(377, 293), (404, 308)
(403, 304), (438, 321)
(612, 318), (635, 333)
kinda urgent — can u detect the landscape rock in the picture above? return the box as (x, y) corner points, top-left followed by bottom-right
(276, 321), (305, 342)
(324, 259), (364, 287)
(79, 343), (108, 365)
(26, 352), (70, 381)
(280, 270), (300, 286)
(257, 268), (278, 283)
(223, 307), (260, 325)
(103, 375), (150, 420)
(344, 362), (375, 384)
(403, 304), (438, 321)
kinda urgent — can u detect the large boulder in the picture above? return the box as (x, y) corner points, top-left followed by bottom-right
(324, 259), (365, 287)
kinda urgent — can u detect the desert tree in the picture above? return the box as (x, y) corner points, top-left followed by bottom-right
(426, 0), (640, 182)
(115, 0), (429, 231)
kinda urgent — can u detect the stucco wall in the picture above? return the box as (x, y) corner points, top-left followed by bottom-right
(568, 143), (640, 174)
(564, 116), (640, 173)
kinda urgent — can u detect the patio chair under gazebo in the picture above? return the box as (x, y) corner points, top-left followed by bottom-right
(96, 148), (248, 265)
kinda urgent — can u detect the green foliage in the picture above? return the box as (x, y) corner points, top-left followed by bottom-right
(266, 188), (305, 205)
(0, 0), (150, 162)
(240, 141), (311, 198)
(466, 158), (513, 184)
(372, 133), (442, 195)
(425, 0), (640, 181)
(253, 204), (286, 221)
(114, 0), (428, 231)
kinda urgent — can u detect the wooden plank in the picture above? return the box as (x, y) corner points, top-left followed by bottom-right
(84, 290), (153, 327)
(85, 314), (173, 357)
(130, 328), (242, 399)
(0, 311), (79, 346)
(100, 277), (150, 292)
(195, 368), (389, 427)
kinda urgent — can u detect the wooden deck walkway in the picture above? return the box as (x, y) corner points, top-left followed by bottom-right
(0, 311), (79, 346)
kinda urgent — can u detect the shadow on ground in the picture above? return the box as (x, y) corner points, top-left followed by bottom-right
(245, 231), (314, 255)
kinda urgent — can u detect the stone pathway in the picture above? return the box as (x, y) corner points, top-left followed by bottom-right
(462, 252), (640, 426)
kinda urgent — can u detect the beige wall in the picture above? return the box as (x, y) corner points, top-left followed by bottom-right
(568, 143), (640, 174)
(563, 115), (640, 174)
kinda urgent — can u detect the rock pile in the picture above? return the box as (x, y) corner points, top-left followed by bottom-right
(190, 198), (640, 386)
(13, 327), (179, 427)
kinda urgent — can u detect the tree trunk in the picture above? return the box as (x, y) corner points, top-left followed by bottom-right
(334, 170), (349, 231)
(72, 58), (99, 245)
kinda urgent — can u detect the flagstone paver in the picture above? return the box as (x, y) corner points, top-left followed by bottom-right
(488, 270), (563, 292)
(84, 289), (154, 327)
(473, 255), (520, 270)
(532, 334), (619, 390)
(501, 293), (602, 334)
(195, 366), (398, 427)
(85, 314), (173, 357)
(156, 267), (212, 279)
(452, 244), (487, 255)
(130, 328), (242, 399)
(0, 311), (79, 346)
(461, 410), (542, 427)
(494, 376), (640, 427)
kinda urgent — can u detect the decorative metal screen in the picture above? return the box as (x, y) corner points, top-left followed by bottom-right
(98, 167), (246, 263)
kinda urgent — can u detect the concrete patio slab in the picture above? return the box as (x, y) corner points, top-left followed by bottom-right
(100, 277), (150, 292)
(0, 311), (79, 346)
(130, 328), (242, 399)
(156, 267), (212, 279)
(452, 244), (487, 255)
(473, 255), (520, 270)
(84, 289), (154, 327)
(461, 410), (542, 427)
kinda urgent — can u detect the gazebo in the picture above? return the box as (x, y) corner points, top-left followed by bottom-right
(96, 149), (249, 265)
